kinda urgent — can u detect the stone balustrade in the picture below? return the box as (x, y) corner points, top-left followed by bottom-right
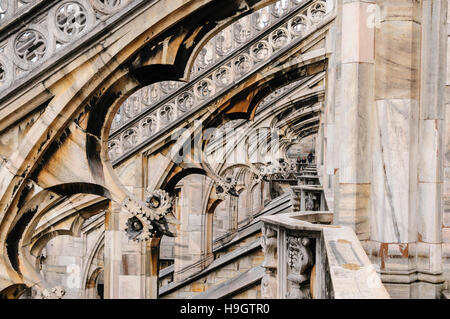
(109, 0), (316, 135)
(107, 0), (333, 163)
(0, 0), (155, 97)
(291, 185), (327, 211)
(261, 212), (390, 299)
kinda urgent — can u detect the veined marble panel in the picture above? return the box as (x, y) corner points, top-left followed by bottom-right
(417, 182), (443, 243)
(335, 183), (370, 240)
(419, 119), (444, 183)
(337, 62), (373, 184)
(371, 99), (419, 243)
(376, 0), (421, 23)
(375, 20), (421, 100)
(341, 1), (375, 64)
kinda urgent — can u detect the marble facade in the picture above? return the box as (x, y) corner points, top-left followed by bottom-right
(0, 0), (448, 299)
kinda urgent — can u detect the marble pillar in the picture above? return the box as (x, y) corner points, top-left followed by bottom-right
(334, 0), (375, 240)
(369, 0), (446, 298)
(173, 174), (207, 281)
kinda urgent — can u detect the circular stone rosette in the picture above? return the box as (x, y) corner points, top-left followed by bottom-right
(10, 24), (55, 70)
(145, 189), (173, 217)
(90, 0), (130, 15)
(49, 0), (96, 43)
(0, 52), (13, 89)
(125, 214), (153, 242)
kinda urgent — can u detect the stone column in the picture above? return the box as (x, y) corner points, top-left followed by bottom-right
(104, 154), (159, 298)
(334, 0), (375, 240)
(104, 201), (121, 299)
(444, 0), (450, 284)
(369, 0), (446, 298)
(372, 0), (421, 245)
(173, 174), (206, 281)
(416, 0), (447, 297)
(145, 238), (160, 298)
(105, 206), (165, 299)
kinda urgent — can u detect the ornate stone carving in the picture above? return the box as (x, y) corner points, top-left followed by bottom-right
(145, 189), (174, 216)
(259, 159), (298, 180)
(53, 1), (94, 40)
(41, 286), (65, 299)
(125, 215), (152, 242)
(123, 190), (178, 241)
(0, 0), (142, 91)
(108, 1), (332, 161)
(261, 269), (278, 299)
(285, 236), (313, 299)
(215, 176), (239, 200)
(305, 193), (315, 211)
(122, 196), (160, 220)
(14, 29), (47, 64)
(91, 0), (129, 15)
(261, 225), (277, 299)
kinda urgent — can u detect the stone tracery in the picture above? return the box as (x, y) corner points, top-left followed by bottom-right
(0, 0), (446, 301)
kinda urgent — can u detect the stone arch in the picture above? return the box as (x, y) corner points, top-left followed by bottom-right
(4, 182), (110, 293)
(0, 1), (282, 293)
(81, 231), (105, 299)
(163, 167), (207, 196)
(85, 267), (104, 299)
(0, 284), (29, 300)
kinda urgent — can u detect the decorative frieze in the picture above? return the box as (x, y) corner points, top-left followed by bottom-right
(259, 159), (299, 180)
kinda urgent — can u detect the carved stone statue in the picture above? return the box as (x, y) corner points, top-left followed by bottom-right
(305, 193), (315, 211)
(285, 236), (313, 299)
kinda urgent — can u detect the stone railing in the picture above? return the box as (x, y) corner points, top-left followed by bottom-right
(291, 185), (327, 211)
(261, 213), (390, 299)
(0, 0), (154, 95)
(107, 0), (334, 163)
(109, 0), (316, 134)
(0, 0), (44, 27)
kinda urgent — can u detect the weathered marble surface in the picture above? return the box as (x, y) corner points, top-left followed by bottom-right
(262, 213), (390, 299)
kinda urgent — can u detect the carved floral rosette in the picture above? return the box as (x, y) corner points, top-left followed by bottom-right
(122, 189), (176, 241)
(41, 286), (66, 299)
(125, 214), (153, 242)
(214, 176), (238, 200)
(122, 196), (157, 242)
(145, 189), (174, 217)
